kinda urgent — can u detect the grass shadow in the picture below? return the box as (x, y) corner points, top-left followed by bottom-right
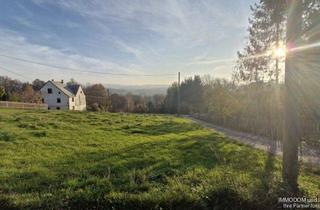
(122, 121), (202, 135)
(251, 140), (282, 209)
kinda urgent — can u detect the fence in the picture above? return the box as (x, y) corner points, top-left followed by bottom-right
(0, 101), (48, 110)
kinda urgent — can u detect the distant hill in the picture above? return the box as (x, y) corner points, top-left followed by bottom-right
(106, 84), (168, 96)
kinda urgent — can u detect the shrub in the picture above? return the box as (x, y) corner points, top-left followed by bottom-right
(0, 131), (14, 142)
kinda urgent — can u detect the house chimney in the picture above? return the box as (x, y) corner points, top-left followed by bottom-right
(51, 79), (54, 81)
(61, 80), (64, 84)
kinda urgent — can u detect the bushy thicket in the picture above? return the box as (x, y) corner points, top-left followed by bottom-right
(0, 76), (43, 103)
(165, 75), (320, 147)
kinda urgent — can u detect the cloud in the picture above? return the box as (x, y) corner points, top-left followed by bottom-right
(114, 38), (143, 59)
(31, 0), (249, 46)
(14, 17), (34, 27)
(0, 29), (145, 83)
(188, 55), (236, 65)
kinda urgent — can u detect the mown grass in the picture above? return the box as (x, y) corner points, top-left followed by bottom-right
(0, 109), (319, 210)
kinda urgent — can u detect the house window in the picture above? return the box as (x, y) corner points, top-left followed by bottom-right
(72, 97), (74, 102)
(48, 88), (52, 94)
(58, 91), (61, 94)
(56, 107), (60, 110)
(57, 98), (61, 103)
(41, 98), (44, 103)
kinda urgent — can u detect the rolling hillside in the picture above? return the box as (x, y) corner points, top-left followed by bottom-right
(107, 84), (168, 96)
(0, 109), (319, 209)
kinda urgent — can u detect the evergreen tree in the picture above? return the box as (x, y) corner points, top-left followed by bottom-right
(164, 83), (179, 114)
(263, 0), (287, 83)
(236, 0), (286, 83)
(180, 75), (203, 113)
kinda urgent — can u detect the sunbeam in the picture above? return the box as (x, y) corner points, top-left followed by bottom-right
(289, 41), (320, 52)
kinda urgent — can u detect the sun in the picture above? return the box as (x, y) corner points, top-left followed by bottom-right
(273, 46), (287, 58)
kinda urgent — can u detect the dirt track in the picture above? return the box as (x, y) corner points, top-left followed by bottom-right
(188, 116), (320, 168)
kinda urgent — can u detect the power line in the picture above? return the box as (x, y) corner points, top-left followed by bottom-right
(0, 54), (176, 77)
(0, 65), (29, 80)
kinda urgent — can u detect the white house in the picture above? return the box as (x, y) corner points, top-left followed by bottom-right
(40, 80), (86, 111)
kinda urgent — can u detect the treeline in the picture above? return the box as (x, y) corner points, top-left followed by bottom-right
(0, 76), (167, 113)
(165, 75), (320, 147)
(0, 76), (43, 103)
(84, 83), (166, 113)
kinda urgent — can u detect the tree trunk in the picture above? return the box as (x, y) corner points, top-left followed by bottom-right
(275, 20), (280, 84)
(283, 0), (303, 193)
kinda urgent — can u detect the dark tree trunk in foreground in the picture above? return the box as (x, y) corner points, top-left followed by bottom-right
(283, 0), (303, 193)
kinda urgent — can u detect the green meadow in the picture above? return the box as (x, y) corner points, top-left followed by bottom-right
(0, 109), (319, 209)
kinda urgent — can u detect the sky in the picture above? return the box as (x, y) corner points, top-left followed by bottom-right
(0, 0), (257, 85)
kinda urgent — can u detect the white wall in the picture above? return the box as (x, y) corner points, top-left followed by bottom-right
(69, 97), (75, 110)
(40, 82), (70, 110)
(74, 86), (86, 111)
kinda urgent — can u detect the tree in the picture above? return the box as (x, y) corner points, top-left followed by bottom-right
(303, 0), (320, 43)
(0, 86), (5, 100)
(164, 83), (179, 114)
(126, 94), (147, 113)
(67, 78), (78, 86)
(146, 100), (154, 113)
(180, 75), (204, 114)
(0, 76), (23, 101)
(283, 0), (303, 193)
(20, 84), (37, 103)
(152, 94), (166, 113)
(202, 77), (238, 125)
(263, 0), (287, 83)
(110, 93), (127, 112)
(84, 84), (110, 111)
(299, 0), (320, 142)
(32, 79), (45, 91)
(236, 0), (286, 83)
(165, 76), (204, 114)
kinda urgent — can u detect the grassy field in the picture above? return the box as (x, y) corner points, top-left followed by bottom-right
(0, 109), (319, 210)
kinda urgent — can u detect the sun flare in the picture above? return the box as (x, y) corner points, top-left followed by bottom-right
(273, 46), (287, 58)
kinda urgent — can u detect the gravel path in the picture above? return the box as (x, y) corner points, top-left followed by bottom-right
(188, 116), (320, 167)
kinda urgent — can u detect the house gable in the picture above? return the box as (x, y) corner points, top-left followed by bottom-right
(40, 80), (86, 111)
(40, 81), (69, 97)
(75, 86), (84, 97)
(40, 81), (70, 110)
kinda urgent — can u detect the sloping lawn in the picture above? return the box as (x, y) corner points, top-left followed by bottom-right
(0, 109), (319, 209)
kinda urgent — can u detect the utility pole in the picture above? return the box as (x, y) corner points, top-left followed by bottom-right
(177, 72), (181, 116)
(283, 0), (303, 193)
